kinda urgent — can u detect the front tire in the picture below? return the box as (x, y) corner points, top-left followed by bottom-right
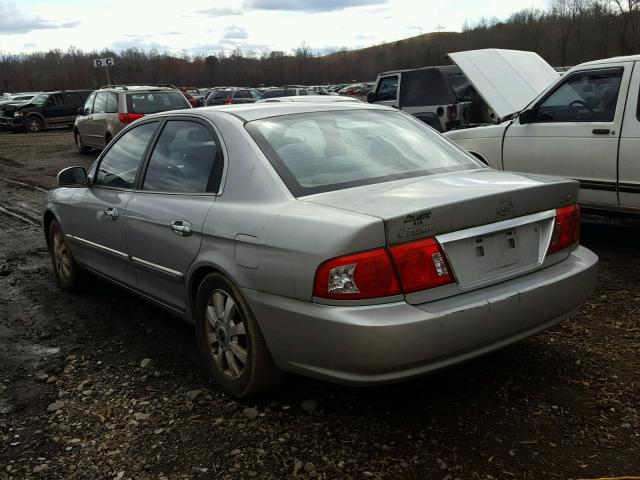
(75, 130), (91, 154)
(48, 219), (86, 292)
(195, 273), (282, 397)
(26, 116), (44, 133)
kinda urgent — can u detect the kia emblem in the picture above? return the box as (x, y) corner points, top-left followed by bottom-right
(497, 201), (514, 216)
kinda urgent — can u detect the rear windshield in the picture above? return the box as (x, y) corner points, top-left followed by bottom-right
(246, 110), (481, 196)
(126, 92), (190, 114)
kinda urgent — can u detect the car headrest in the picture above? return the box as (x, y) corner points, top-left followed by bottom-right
(187, 128), (212, 143)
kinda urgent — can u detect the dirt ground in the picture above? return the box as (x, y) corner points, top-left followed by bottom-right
(1, 130), (639, 480)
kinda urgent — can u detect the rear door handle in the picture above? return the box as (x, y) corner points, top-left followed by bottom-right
(592, 129), (610, 135)
(104, 207), (118, 220)
(171, 220), (192, 236)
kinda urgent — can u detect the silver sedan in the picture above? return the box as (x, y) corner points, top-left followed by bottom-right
(43, 103), (598, 397)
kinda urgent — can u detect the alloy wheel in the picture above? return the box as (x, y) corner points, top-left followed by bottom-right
(52, 229), (71, 281)
(205, 289), (248, 379)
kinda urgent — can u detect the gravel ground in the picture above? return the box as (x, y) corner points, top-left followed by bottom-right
(1, 131), (640, 480)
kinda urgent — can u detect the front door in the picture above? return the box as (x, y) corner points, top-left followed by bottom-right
(619, 62), (640, 209)
(125, 118), (223, 310)
(43, 94), (66, 125)
(64, 121), (160, 287)
(503, 64), (632, 207)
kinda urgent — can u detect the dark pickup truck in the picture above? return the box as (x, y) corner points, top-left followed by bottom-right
(0, 90), (92, 133)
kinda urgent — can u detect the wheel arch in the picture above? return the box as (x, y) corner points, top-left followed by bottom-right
(187, 263), (236, 320)
(42, 210), (58, 247)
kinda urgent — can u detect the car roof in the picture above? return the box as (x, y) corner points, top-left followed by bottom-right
(194, 102), (390, 122)
(574, 54), (640, 67)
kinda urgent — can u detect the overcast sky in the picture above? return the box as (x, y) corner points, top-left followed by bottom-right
(0, 0), (548, 56)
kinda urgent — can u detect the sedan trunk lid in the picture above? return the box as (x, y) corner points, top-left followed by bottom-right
(301, 169), (579, 298)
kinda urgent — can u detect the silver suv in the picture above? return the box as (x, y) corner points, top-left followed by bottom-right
(74, 85), (191, 153)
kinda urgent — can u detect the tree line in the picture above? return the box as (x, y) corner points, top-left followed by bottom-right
(1, 0), (638, 93)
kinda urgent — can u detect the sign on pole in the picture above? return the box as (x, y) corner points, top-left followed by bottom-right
(93, 58), (114, 84)
(93, 58), (115, 68)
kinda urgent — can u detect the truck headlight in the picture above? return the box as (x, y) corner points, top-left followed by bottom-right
(14, 112), (24, 117)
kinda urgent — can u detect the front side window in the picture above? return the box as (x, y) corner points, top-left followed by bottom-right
(46, 94), (63, 107)
(376, 76), (398, 101)
(535, 69), (622, 123)
(234, 90), (251, 99)
(247, 110), (481, 196)
(250, 90), (262, 99)
(143, 121), (221, 193)
(93, 92), (107, 113)
(95, 122), (158, 189)
(83, 93), (95, 114)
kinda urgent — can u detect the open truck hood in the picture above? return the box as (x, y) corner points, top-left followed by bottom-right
(447, 49), (559, 121)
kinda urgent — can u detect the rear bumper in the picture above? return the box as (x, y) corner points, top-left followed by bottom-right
(244, 246), (598, 385)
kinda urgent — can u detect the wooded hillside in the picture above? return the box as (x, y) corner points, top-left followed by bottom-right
(1, 0), (638, 92)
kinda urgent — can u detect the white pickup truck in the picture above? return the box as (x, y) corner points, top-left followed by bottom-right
(444, 49), (640, 214)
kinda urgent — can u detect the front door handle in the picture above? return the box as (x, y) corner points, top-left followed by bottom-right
(171, 220), (192, 236)
(592, 129), (611, 135)
(104, 207), (118, 220)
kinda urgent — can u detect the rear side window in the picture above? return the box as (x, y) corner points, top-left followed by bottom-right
(95, 122), (158, 189)
(126, 92), (190, 114)
(400, 70), (457, 107)
(105, 93), (118, 113)
(143, 120), (222, 193)
(62, 93), (80, 105)
(93, 93), (107, 113)
(234, 90), (251, 99)
(375, 76), (398, 101)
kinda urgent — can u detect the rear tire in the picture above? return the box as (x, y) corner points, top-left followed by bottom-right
(75, 130), (91, 154)
(195, 273), (283, 397)
(26, 116), (43, 133)
(48, 219), (87, 292)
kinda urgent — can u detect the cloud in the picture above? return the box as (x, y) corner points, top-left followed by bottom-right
(0, 1), (80, 34)
(223, 25), (249, 40)
(244, 0), (387, 12)
(196, 6), (243, 16)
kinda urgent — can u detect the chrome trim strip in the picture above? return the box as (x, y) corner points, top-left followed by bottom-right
(436, 209), (556, 244)
(131, 256), (183, 279)
(66, 234), (129, 259)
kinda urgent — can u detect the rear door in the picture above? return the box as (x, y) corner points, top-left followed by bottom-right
(64, 121), (160, 287)
(373, 74), (400, 108)
(124, 118), (223, 310)
(503, 63), (632, 207)
(619, 61), (640, 208)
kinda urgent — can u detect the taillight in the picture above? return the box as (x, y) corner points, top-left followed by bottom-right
(224, 97), (233, 104)
(118, 112), (144, 124)
(447, 105), (457, 119)
(548, 205), (580, 254)
(389, 238), (454, 293)
(313, 248), (400, 300)
(313, 238), (454, 300)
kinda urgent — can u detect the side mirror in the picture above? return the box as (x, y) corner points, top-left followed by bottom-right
(519, 109), (536, 125)
(58, 166), (89, 187)
(77, 106), (84, 115)
(367, 92), (377, 103)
